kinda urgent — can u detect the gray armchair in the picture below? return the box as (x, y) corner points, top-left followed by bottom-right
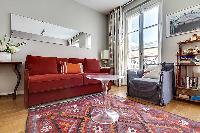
(127, 63), (175, 105)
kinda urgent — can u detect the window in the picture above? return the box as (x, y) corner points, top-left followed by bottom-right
(127, 5), (159, 70)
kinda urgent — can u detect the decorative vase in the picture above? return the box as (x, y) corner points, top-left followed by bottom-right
(0, 52), (11, 62)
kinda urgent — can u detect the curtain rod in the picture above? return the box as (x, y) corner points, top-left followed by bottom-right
(122, 0), (135, 7)
(124, 0), (153, 13)
(109, 0), (152, 14)
(122, 0), (152, 8)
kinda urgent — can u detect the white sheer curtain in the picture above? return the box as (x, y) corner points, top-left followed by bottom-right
(108, 7), (126, 86)
(108, 0), (163, 86)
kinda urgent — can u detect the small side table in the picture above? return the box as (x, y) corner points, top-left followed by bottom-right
(0, 62), (22, 99)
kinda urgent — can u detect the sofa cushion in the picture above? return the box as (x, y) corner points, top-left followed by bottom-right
(29, 74), (83, 93)
(84, 59), (100, 73)
(26, 55), (58, 75)
(83, 73), (108, 85)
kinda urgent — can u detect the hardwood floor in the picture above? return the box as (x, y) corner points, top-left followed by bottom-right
(0, 86), (200, 133)
(110, 86), (200, 122)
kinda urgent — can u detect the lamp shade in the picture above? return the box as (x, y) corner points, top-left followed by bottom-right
(101, 50), (109, 59)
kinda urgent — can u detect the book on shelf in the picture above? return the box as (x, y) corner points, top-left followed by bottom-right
(178, 94), (190, 100)
(191, 96), (200, 101)
(179, 61), (191, 64)
(185, 76), (198, 89)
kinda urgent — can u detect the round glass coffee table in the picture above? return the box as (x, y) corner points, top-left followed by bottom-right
(86, 74), (124, 124)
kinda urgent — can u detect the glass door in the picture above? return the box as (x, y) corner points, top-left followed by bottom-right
(143, 6), (159, 66)
(127, 14), (140, 70)
(127, 5), (159, 70)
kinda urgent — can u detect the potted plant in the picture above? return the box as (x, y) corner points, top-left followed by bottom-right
(0, 34), (26, 61)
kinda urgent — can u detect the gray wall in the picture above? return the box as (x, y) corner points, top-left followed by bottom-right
(162, 0), (200, 63)
(0, 0), (107, 94)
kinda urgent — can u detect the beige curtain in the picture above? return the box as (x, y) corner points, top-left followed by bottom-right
(108, 7), (126, 86)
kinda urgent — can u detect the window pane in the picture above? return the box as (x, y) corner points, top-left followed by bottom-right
(128, 58), (139, 70)
(128, 50), (139, 58)
(143, 6), (159, 28)
(128, 15), (139, 32)
(143, 26), (158, 49)
(144, 48), (158, 57)
(144, 56), (158, 65)
(128, 32), (139, 50)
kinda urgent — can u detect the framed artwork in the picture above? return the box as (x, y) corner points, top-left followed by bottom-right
(166, 4), (200, 37)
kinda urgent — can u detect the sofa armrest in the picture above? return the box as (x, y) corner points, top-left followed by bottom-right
(100, 67), (111, 74)
(24, 69), (29, 108)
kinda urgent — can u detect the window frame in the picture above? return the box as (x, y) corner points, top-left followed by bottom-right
(126, 4), (160, 70)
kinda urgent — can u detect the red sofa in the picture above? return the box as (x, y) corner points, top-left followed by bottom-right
(24, 55), (111, 107)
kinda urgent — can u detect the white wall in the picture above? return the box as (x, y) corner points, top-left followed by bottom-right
(0, 0), (107, 94)
(162, 0), (200, 63)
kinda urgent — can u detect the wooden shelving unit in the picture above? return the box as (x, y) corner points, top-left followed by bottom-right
(176, 34), (200, 102)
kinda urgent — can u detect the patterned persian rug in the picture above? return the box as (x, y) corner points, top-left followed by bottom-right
(26, 93), (200, 133)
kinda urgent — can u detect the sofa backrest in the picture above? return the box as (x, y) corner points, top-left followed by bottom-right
(26, 55), (101, 74)
(68, 58), (85, 65)
(25, 55), (58, 75)
(84, 58), (100, 73)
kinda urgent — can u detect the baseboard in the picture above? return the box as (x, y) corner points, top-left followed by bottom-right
(0, 90), (24, 95)
(17, 90), (24, 95)
(0, 92), (13, 95)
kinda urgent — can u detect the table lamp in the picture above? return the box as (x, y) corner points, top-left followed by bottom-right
(101, 50), (109, 67)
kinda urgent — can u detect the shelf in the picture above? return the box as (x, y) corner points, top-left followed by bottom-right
(175, 96), (200, 103)
(178, 39), (200, 45)
(176, 34), (200, 103)
(176, 64), (200, 66)
(177, 86), (200, 91)
(177, 53), (200, 56)
(176, 87), (200, 96)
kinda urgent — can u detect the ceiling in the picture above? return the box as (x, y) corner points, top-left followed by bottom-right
(73, 0), (130, 14)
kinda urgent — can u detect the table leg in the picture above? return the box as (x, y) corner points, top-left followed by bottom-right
(90, 80), (119, 124)
(13, 64), (21, 100)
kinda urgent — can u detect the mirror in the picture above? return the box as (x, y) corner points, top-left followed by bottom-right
(10, 13), (91, 49)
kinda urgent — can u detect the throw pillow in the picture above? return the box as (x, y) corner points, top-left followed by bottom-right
(61, 62), (67, 74)
(61, 62), (83, 74)
(67, 63), (81, 74)
(143, 65), (161, 79)
(142, 70), (161, 79)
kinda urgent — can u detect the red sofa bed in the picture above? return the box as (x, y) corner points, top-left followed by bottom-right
(24, 55), (111, 107)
